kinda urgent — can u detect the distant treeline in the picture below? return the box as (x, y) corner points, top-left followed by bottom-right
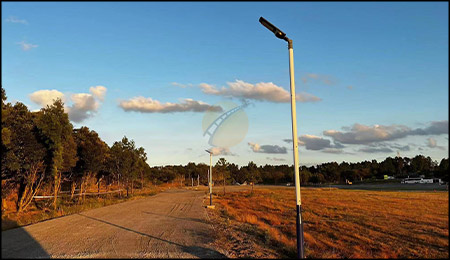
(152, 154), (448, 188)
(1, 86), (448, 213)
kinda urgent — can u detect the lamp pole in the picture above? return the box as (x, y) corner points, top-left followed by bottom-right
(205, 150), (213, 206)
(259, 16), (304, 259)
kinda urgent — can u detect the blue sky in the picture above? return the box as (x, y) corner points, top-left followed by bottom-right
(2, 2), (448, 166)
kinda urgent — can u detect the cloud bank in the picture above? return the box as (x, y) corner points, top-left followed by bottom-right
(29, 86), (107, 123)
(119, 97), (222, 113)
(29, 90), (66, 107)
(199, 80), (321, 103)
(323, 121), (448, 145)
(283, 135), (344, 151)
(248, 142), (287, 154)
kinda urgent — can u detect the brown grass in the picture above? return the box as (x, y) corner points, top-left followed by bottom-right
(214, 187), (449, 258)
(1, 184), (164, 231)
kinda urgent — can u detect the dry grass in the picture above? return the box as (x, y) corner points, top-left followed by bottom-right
(214, 187), (449, 258)
(1, 184), (163, 231)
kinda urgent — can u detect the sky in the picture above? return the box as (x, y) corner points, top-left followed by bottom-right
(2, 2), (448, 167)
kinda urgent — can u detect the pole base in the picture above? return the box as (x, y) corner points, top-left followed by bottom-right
(206, 205), (215, 209)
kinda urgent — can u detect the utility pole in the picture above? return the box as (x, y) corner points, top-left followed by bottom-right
(205, 150), (213, 206)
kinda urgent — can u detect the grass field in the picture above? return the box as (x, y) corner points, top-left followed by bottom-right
(213, 187), (448, 258)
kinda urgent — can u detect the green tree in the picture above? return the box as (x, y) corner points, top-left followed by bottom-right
(215, 158), (230, 195)
(245, 161), (261, 193)
(1, 102), (47, 212)
(35, 99), (77, 210)
(73, 127), (109, 201)
(437, 158), (449, 182)
(108, 136), (145, 197)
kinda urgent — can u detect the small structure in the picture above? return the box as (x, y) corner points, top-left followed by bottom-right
(401, 177), (435, 184)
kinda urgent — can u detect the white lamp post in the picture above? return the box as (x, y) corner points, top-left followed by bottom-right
(259, 16), (304, 259)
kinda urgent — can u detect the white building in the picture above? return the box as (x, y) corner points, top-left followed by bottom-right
(401, 177), (441, 184)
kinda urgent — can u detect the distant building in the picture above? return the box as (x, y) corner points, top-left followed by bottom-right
(401, 177), (441, 184)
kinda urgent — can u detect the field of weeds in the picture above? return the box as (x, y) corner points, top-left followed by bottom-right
(213, 187), (448, 258)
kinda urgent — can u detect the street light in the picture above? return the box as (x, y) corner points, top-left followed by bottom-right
(205, 149), (213, 206)
(259, 16), (305, 259)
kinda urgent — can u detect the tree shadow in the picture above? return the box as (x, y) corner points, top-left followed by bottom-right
(77, 213), (226, 259)
(1, 220), (50, 258)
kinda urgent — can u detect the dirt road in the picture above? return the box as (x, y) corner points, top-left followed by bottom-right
(1, 189), (226, 258)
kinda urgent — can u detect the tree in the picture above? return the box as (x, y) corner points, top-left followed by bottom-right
(245, 161), (261, 193)
(299, 167), (311, 184)
(73, 127), (109, 201)
(1, 102), (47, 212)
(108, 136), (148, 197)
(215, 158), (230, 195)
(135, 146), (149, 188)
(437, 158), (449, 182)
(410, 155), (433, 175)
(35, 99), (77, 210)
(273, 171), (284, 185)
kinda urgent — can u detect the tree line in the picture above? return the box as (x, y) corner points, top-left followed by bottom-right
(152, 154), (448, 191)
(1, 87), (151, 212)
(1, 86), (448, 213)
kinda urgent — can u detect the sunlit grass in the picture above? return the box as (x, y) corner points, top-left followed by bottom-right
(1, 185), (161, 231)
(215, 188), (449, 258)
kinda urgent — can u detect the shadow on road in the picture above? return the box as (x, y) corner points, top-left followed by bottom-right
(1, 220), (50, 258)
(142, 211), (208, 225)
(77, 213), (226, 259)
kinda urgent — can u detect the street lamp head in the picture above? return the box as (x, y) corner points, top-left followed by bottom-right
(259, 17), (288, 41)
(205, 149), (212, 154)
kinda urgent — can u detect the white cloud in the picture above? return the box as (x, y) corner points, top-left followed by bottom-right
(209, 147), (235, 156)
(322, 148), (346, 154)
(29, 86), (107, 123)
(410, 121), (448, 136)
(248, 142), (261, 152)
(301, 73), (336, 86)
(5, 16), (28, 24)
(266, 157), (286, 161)
(171, 82), (193, 88)
(89, 86), (107, 100)
(199, 80), (321, 103)
(284, 135), (344, 151)
(359, 147), (394, 153)
(119, 97), (222, 113)
(248, 142), (287, 154)
(66, 93), (99, 122)
(299, 135), (338, 150)
(29, 90), (65, 107)
(17, 41), (38, 51)
(324, 121), (448, 145)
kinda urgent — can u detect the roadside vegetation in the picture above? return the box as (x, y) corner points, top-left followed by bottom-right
(210, 187), (448, 258)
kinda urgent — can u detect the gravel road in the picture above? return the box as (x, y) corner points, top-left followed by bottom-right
(1, 189), (226, 258)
